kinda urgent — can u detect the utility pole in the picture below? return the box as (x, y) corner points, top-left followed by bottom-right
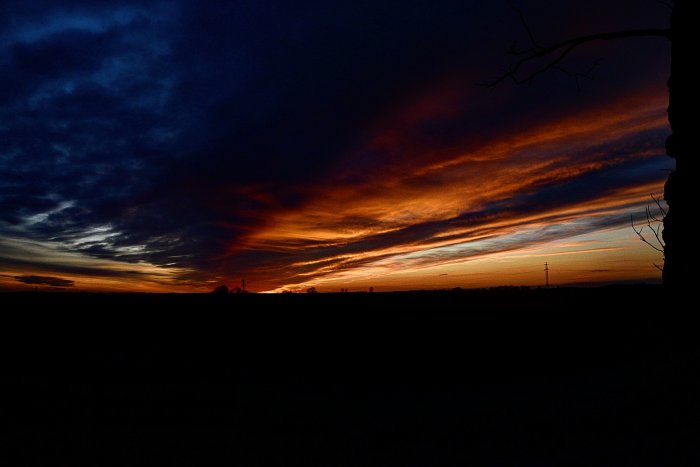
(544, 262), (549, 288)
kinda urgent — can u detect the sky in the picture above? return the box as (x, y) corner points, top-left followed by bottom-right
(0, 0), (672, 292)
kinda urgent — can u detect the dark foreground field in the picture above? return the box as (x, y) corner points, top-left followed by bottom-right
(1, 286), (697, 465)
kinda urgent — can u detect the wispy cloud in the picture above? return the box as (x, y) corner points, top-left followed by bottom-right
(0, 1), (670, 291)
(233, 92), (668, 290)
(14, 275), (74, 287)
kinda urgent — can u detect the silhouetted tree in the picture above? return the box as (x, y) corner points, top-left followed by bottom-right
(306, 287), (318, 294)
(212, 285), (229, 294)
(480, 1), (690, 288)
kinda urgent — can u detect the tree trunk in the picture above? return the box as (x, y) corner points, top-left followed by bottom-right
(663, 0), (690, 288)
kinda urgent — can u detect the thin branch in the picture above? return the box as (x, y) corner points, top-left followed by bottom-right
(509, 41), (536, 56)
(476, 28), (669, 87)
(552, 60), (599, 93)
(646, 206), (665, 248)
(630, 194), (667, 276)
(508, 1), (541, 51)
(631, 215), (665, 254)
(651, 193), (667, 218)
(647, 211), (662, 223)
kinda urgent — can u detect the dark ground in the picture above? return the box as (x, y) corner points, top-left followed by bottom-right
(1, 285), (697, 465)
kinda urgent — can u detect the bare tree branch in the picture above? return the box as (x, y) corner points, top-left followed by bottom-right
(476, 28), (669, 87)
(552, 60), (599, 93)
(508, 2), (542, 54)
(651, 193), (667, 218)
(632, 214), (665, 254)
(631, 195), (667, 263)
(646, 205), (665, 247)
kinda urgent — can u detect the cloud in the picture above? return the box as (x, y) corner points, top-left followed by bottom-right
(14, 275), (74, 287)
(225, 92), (669, 289)
(12, 29), (117, 77)
(0, 0), (671, 291)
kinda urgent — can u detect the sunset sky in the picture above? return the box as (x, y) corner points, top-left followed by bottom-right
(0, 0), (671, 292)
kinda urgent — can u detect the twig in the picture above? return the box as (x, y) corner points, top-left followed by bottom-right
(632, 215), (665, 254)
(630, 194), (667, 260)
(476, 28), (669, 87)
(651, 193), (667, 217)
(508, 1), (542, 53)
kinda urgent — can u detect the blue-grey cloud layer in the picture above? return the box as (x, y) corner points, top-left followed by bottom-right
(0, 0), (670, 287)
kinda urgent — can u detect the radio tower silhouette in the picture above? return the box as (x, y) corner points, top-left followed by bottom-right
(544, 262), (549, 288)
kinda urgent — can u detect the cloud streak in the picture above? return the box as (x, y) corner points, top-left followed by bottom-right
(14, 275), (74, 287)
(235, 93), (669, 290)
(0, 0), (671, 291)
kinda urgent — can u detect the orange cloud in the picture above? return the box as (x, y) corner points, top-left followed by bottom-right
(225, 85), (668, 291)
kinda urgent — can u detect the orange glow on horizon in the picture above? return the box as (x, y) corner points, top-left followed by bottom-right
(228, 86), (669, 292)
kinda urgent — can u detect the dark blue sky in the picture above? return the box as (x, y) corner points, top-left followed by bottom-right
(0, 1), (671, 291)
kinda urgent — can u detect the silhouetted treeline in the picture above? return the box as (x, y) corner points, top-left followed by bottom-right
(2, 285), (695, 465)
